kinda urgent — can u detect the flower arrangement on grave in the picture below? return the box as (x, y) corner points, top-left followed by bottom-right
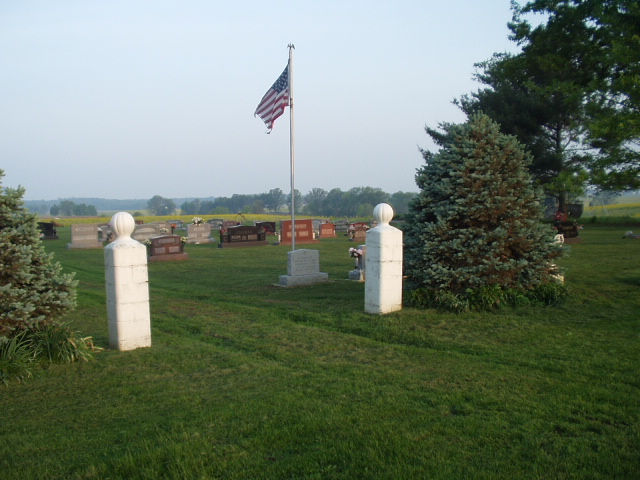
(160, 227), (169, 235)
(192, 217), (204, 225)
(349, 247), (364, 271)
(180, 236), (188, 245)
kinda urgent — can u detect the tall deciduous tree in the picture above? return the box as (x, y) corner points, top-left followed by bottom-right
(0, 170), (77, 336)
(262, 188), (286, 213)
(147, 195), (176, 216)
(404, 115), (564, 309)
(458, 0), (639, 208)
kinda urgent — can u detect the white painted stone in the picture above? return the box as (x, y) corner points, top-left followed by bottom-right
(364, 203), (403, 314)
(104, 212), (151, 350)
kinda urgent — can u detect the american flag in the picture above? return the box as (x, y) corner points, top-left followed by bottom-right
(254, 63), (289, 133)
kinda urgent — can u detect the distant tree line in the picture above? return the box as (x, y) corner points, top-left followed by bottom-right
(177, 187), (417, 217)
(49, 200), (97, 217)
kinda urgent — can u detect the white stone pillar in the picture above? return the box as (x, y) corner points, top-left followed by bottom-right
(365, 203), (403, 314)
(104, 212), (152, 350)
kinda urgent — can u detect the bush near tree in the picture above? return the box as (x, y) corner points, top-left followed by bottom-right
(404, 114), (566, 312)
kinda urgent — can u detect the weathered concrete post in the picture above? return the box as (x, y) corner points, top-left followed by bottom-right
(365, 203), (403, 314)
(104, 212), (152, 350)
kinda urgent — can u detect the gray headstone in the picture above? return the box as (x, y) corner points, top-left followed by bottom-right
(67, 224), (103, 249)
(186, 223), (212, 244)
(279, 249), (328, 287)
(132, 224), (161, 243)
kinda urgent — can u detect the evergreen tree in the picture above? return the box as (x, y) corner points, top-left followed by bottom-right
(404, 115), (564, 310)
(0, 170), (77, 336)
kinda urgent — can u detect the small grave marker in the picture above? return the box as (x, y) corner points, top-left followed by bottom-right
(67, 224), (103, 249)
(278, 249), (329, 287)
(186, 223), (213, 244)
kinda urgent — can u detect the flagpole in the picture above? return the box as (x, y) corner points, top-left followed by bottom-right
(288, 43), (296, 251)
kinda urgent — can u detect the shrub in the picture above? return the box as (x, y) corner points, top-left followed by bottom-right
(31, 322), (94, 364)
(408, 282), (568, 313)
(0, 331), (34, 385)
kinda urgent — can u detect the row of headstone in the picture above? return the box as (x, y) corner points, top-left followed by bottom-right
(68, 220), (348, 249)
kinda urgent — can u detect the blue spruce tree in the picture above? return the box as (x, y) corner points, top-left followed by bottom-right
(0, 170), (77, 336)
(404, 114), (566, 311)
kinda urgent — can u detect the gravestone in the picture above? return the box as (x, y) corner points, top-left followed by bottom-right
(255, 221), (276, 234)
(365, 204), (403, 314)
(148, 235), (188, 262)
(152, 222), (172, 234)
(334, 220), (349, 235)
(67, 224), (103, 249)
(219, 225), (268, 248)
(280, 219), (318, 245)
(37, 222), (58, 240)
(352, 225), (368, 242)
(278, 249), (329, 287)
(98, 223), (113, 243)
(167, 219), (184, 229)
(186, 223), (213, 244)
(132, 224), (161, 243)
(349, 245), (366, 281)
(222, 220), (240, 229)
(319, 222), (337, 238)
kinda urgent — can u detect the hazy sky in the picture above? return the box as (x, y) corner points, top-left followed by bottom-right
(1, 1), (522, 201)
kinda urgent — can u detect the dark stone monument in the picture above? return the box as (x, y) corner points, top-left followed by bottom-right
(219, 225), (268, 248)
(37, 222), (58, 240)
(255, 221), (276, 234)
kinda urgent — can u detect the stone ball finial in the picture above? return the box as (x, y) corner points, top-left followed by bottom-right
(110, 212), (135, 240)
(373, 203), (394, 225)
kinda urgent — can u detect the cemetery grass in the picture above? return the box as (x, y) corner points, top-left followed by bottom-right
(1, 228), (638, 479)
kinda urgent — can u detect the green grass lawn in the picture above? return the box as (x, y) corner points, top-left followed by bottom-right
(1, 226), (639, 479)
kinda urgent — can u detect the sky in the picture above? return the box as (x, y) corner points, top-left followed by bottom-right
(1, 0), (523, 201)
